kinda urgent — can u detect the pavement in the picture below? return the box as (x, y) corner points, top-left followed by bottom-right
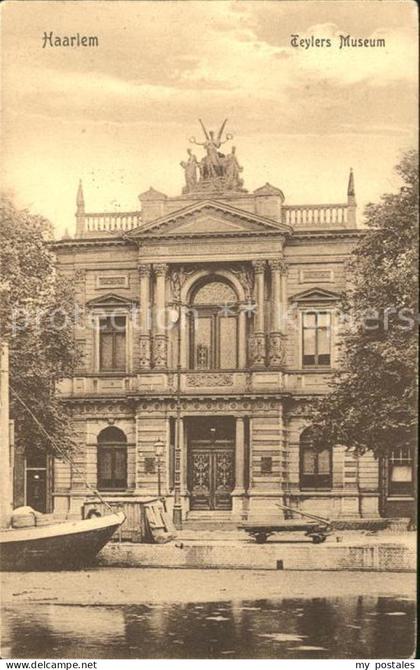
(97, 529), (416, 572)
(175, 528), (416, 546)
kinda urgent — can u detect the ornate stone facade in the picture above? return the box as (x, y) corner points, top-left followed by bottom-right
(50, 122), (384, 524)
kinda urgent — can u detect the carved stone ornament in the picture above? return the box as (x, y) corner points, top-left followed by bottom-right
(248, 332), (266, 367)
(268, 259), (288, 274)
(153, 333), (167, 368)
(268, 332), (286, 368)
(138, 264), (152, 277)
(252, 260), (266, 275)
(186, 373), (234, 387)
(231, 264), (254, 301)
(139, 334), (151, 369)
(154, 263), (168, 277)
(74, 269), (87, 282)
(169, 269), (182, 302)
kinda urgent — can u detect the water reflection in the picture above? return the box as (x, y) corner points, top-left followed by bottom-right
(2, 596), (415, 658)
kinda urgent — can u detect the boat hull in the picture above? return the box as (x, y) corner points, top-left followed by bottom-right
(0, 512), (125, 571)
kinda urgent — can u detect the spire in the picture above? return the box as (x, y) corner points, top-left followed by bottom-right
(347, 168), (355, 197)
(75, 180), (86, 237)
(347, 168), (357, 227)
(76, 179), (85, 209)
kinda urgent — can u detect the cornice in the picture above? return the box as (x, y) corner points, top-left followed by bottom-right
(127, 199), (292, 238)
(289, 228), (365, 240)
(50, 237), (131, 250)
(60, 391), (293, 404)
(136, 229), (287, 241)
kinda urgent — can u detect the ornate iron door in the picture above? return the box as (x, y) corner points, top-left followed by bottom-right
(189, 444), (234, 510)
(189, 450), (212, 510)
(213, 449), (234, 510)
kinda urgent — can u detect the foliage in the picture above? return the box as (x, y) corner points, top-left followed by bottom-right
(310, 150), (418, 458)
(0, 195), (80, 457)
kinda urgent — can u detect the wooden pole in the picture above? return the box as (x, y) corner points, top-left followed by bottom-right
(0, 341), (12, 527)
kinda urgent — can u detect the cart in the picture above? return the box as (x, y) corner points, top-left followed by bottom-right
(240, 502), (333, 544)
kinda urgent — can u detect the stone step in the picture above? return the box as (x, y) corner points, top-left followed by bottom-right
(186, 512), (232, 520)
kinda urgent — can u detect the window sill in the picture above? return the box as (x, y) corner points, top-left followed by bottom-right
(300, 488), (332, 493)
(96, 489), (131, 494)
(386, 495), (415, 501)
(95, 371), (129, 376)
(301, 367), (333, 373)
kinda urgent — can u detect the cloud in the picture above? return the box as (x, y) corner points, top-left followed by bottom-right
(1, 0), (417, 238)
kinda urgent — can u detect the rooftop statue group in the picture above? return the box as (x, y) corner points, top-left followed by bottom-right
(180, 119), (246, 194)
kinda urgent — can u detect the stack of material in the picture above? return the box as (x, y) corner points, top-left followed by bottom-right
(10, 506), (53, 528)
(144, 500), (177, 544)
(11, 506), (37, 528)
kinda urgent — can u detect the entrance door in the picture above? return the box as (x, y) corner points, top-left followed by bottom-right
(189, 442), (235, 510)
(26, 469), (47, 512)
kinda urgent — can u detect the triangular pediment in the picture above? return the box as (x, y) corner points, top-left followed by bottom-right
(86, 293), (137, 308)
(127, 200), (291, 238)
(291, 287), (342, 303)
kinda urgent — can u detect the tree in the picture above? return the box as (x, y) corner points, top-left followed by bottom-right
(310, 150), (418, 458)
(0, 195), (80, 457)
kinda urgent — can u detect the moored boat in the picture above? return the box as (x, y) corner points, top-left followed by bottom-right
(0, 510), (125, 571)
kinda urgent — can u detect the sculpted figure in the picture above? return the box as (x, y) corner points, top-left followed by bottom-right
(189, 119), (233, 179)
(180, 148), (198, 193)
(224, 146), (243, 189)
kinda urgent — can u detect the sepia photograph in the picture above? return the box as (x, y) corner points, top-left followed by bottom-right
(0, 0), (418, 663)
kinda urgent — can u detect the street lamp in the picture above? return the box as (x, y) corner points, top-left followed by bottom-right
(154, 436), (165, 498)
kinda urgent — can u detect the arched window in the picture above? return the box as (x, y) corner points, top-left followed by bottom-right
(97, 426), (127, 490)
(189, 278), (239, 370)
(299, 428), (332, 490)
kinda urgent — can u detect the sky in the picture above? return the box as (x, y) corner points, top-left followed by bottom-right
(1, 0), (418, 237)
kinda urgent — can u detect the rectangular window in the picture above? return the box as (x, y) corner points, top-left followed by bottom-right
(388, 447), (413, 496)
(191, 310), (239, 370)
(194, 315), (213, 369)
(99, 316), (127, 371)
(302, 311), (331, 368)
(98, 447), (127, 489)
(219, 316), (238, 369)
(300, 446), (332, 489)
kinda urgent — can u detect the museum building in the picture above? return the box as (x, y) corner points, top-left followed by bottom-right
(16, 122), (415, 529)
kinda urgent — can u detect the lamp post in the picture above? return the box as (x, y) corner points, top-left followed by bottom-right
(154, 436), (164, 498)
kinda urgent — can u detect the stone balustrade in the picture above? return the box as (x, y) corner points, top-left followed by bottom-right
(78, 203), (354, 235)
(84, 211), (142, 233)
(283, 204), (349, 227)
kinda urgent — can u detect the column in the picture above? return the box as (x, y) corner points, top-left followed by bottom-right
(180, 417), (187, 496)
(249, 260), (266, 368)
(138, 264), (152, 369)
(268, 259), (286, 368)
(173, 416), (184, 527)
(153, 263), (168, 368)
(233, 417), (245, 494)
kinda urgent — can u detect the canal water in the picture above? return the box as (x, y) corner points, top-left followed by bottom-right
(2, 594), (415, 658)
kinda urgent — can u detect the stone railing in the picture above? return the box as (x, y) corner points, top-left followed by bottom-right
(283, 204), (349, 228)
(84, 211), (142, 233)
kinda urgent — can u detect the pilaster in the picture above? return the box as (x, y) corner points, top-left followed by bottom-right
(138, 263), (152, 369)
(153, 263), (168, 369)
(249, 260), (266, 368)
